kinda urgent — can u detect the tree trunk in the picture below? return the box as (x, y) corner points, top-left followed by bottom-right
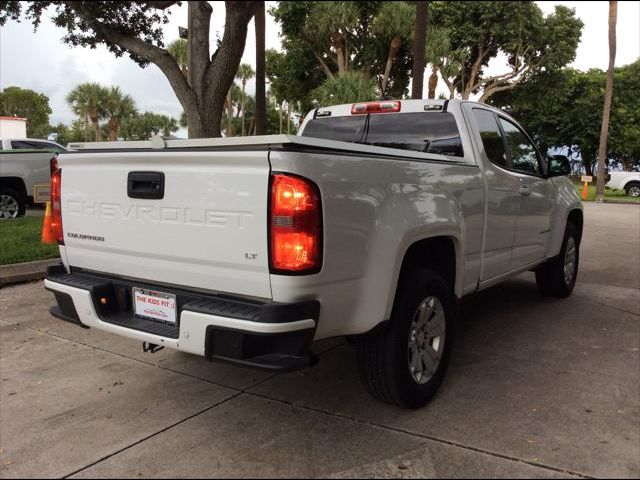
(108, 118), (119, 141)
(279, 102), (283, 134)
(254, 1), (266, 135)
(91, 111), (102, 142)
(411, 1), (428, 99)
(428, 66), (438, 99)
(596, 0), (617, 201)
(225, 91), (234, 136)
(381, 36), (402, 96)
(331, 32), (346, 75)
(287, 102), (292, 134)
(241, 79), (246, 136)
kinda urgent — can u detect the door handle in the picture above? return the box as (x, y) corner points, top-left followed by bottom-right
(128, 171), (165, 199)
(519, 185), (531, 196)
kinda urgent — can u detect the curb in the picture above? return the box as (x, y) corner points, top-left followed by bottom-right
(0, 258), (60, 288)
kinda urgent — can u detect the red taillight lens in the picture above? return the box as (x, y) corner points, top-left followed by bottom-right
(49, 168), (64, 244)
(50, 155), (59, 176)
(351, 101), (401, 114)
(269, 173), (322, 273)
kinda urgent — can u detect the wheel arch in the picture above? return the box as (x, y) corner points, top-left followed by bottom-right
(0, 177), (28, 198)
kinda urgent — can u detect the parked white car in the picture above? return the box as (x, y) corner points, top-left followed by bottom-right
(607, 171), (640, 197)
(0, 138), (67, 218)
(44, 100), (583, 408)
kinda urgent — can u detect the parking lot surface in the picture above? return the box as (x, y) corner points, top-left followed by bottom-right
(1, 202), (638, 478)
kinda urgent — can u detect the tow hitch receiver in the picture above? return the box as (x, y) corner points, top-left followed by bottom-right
(143, 342), (164, 354)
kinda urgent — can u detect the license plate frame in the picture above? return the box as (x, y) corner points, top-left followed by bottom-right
(132, 288), (177, 324)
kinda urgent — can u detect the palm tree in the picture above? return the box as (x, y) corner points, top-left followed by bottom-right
(224, 83), (242, 137)
(312, 71), (378, 106)
(102, 86), (137, 141)
(596, 0), (618, 201)
(236, 63), (255, 136)
(66, 83), (108, 141)
(167, 39), (188, 78)
(371, 2), (414, 96)
(254, 1), (266, 135)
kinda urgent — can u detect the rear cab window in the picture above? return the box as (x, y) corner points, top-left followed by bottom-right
(301, 110), (464, 158)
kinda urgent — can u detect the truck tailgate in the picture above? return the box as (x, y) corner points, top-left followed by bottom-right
(60, 151), (272, 299)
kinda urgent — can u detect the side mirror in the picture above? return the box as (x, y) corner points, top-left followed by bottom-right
(547, 155), (571, 177)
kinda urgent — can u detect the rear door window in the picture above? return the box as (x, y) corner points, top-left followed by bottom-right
(10, 140), (38, 149)
(472, 109), (508, 168)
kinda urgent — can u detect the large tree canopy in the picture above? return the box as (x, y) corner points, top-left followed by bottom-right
(490, 60), (640, 173)
(431, 1), (583, 101)
(0, 86), (51, 137)
(1, 1), (259, 138)
(271, 1), (415, 105)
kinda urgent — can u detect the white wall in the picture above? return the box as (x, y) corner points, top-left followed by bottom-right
(0, 117), (27, 139)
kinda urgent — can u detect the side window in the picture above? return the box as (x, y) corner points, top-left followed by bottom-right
(30, 141), (55, 150)
(10, 140), (37, 149)
(498, 118), (541, 175)
(472, 109), (507, 168)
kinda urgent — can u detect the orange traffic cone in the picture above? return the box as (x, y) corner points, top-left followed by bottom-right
(41, 201), (56, 244)
(581, 181), (589, 200)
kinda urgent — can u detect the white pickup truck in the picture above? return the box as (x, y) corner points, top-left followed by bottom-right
(44, 100), (583, 408)
(0, 138), (67, 218)
(606, 171), (640, 197)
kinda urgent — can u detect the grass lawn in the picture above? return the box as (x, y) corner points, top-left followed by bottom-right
(0, 217), (60, 265)
(573, 181), (640, 204)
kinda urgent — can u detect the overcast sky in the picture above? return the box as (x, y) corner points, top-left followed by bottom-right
(1, 1), (638, 136)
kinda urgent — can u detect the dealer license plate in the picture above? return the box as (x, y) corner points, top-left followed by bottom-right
(133, 288), (177, 324)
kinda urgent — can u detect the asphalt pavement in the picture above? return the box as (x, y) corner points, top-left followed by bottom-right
(0, 202), (638, 478)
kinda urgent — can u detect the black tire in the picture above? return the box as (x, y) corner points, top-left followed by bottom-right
(356, 269), (455, 409)
(0, 187), (26, 219)
(624, 181), (640, 198)
(535, 222), (579, 297)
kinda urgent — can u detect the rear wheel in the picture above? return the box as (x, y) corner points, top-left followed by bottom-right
(624, 182), (640, 198)
(356, 269), (455, 409)
(535, 222), (579, 297)
(0, 187), (26, 219)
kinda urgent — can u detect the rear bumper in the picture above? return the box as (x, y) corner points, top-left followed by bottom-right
(44, 265), (320, 371)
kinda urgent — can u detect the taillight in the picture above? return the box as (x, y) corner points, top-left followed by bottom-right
(43, 168), (63, 245)
(351, 101), (401, 114)
(269, 173), (322, 274)
(50, 155), (58, 176)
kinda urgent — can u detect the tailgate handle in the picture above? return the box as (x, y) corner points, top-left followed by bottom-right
(127, 171), (165, 199)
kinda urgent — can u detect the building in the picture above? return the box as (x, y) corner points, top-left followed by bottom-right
(0, 116), (27, 138)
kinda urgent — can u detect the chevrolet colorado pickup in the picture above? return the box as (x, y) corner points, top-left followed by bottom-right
(0, 138), (66, 218)
(44, 100), (583, 408)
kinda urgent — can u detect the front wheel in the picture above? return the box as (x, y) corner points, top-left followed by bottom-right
(356, 269), (455, 409)
(624, 182), (640, 198)
(535, 222), (580, 297)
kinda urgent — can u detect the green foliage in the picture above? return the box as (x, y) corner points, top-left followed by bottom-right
(312, 72), (378, 106)
(271, 1), (414, 104)
(102, 86), (137, 140)
(236, 63), (255, 84)
(120, 112), (179, 140)
(430, 2), (583, 100)
(490, 61), (640, 172)
(0, 86), (51, 137)
(45, 122), (84, 146)
(167, 39), (188, 75)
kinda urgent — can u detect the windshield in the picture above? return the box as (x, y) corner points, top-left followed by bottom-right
(301, 112), (464, 157)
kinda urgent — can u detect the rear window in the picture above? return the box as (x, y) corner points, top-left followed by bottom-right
(301, 112), (464, 157)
